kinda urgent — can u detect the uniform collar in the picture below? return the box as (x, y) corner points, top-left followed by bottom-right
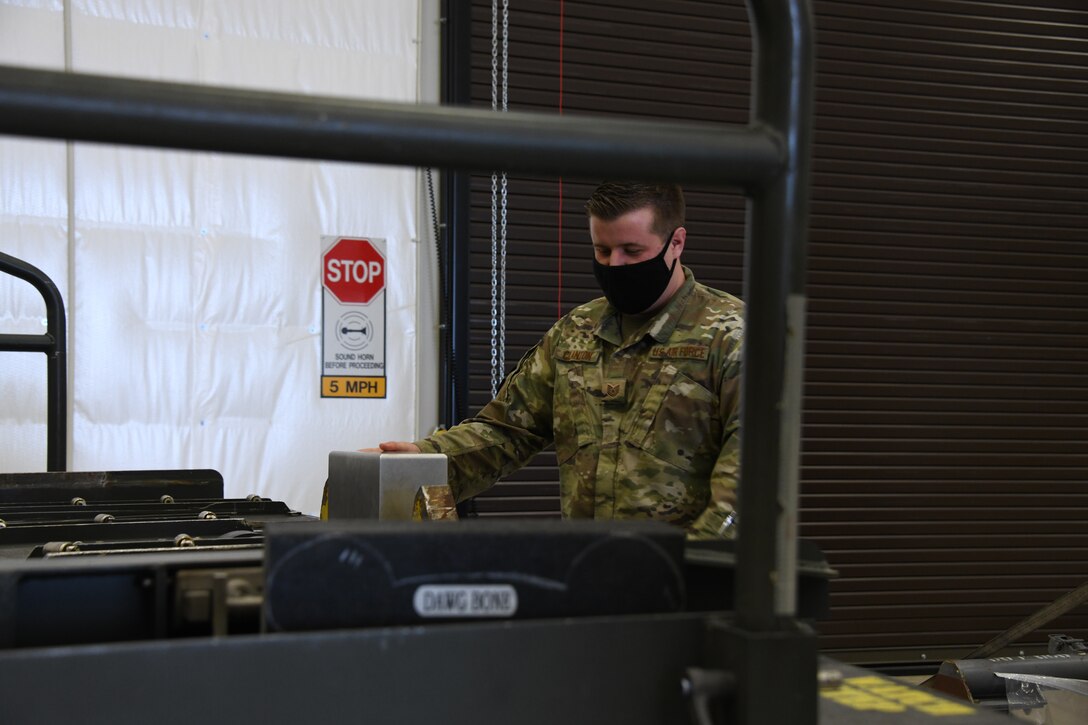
(596, 267), (696, 347)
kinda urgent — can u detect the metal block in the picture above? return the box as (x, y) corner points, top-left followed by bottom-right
(325, 451), (446, 521)
(704, 617), (820, 725)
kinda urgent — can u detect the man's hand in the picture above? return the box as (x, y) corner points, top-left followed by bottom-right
(356, 441), (422, 454)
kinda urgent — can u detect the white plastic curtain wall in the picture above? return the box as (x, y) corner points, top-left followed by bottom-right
(0, 0), (426, 514)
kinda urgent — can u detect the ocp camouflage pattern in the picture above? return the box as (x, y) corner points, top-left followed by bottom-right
(416, 268), (743, 539)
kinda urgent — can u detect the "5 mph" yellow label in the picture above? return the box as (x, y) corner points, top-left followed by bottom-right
(322, 376), (386, 398)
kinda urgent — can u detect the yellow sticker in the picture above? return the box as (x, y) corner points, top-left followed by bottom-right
(821, 676), (974, 717)
(322, 376), (386, 398)
(822, 686), (905, 713)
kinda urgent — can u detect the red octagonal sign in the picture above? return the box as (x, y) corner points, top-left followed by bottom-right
(323, 238), (385, 305)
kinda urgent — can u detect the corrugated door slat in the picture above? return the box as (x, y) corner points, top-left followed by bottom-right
(464, 0), (1088, 663)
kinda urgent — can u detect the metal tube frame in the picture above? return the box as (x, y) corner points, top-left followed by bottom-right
(0, 1), (815, 720)
(0, 252), (67, 472)
(0, 66), (783, 187)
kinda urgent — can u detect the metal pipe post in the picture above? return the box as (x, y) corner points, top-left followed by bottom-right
(736, 0), (815, 632)
(722, 1), (818, 723)
(0, 251), (68, 471)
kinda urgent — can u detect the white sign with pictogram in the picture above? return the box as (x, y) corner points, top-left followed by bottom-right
(321, 236), (387, 398)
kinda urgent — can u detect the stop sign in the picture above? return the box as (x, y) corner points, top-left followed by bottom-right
(323, 238), (385, 305)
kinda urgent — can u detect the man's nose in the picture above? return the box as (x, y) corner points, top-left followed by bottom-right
(608, 251), (629, 265)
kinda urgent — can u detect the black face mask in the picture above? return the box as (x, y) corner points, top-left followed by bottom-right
(592, 229), (678, 314)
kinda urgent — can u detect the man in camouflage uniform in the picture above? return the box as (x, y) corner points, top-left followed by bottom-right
(380, 182), (743, 539)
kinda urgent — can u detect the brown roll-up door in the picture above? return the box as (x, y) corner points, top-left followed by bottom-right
(462, 0), (1088, 664)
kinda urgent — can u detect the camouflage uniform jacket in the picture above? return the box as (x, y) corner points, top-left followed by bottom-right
(415, 268), (743, 539)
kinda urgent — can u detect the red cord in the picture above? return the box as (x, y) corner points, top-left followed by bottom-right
(558, 179), (563, 319)
(557, 0), (565, 319)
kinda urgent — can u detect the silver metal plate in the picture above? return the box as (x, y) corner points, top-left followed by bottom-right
(327, 451), (447, 520)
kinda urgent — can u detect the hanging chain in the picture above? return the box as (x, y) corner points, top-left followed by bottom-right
(498, 0), (509, 382)
(489, 0), (500, 396)
(489, 0), (510, 397)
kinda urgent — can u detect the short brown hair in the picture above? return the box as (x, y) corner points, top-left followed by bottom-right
(585, 182), (685, 238)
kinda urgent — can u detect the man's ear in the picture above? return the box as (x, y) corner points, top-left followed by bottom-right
(671, 226), (687, 256)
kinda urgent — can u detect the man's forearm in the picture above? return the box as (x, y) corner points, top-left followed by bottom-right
(416, 421), (548, 502)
